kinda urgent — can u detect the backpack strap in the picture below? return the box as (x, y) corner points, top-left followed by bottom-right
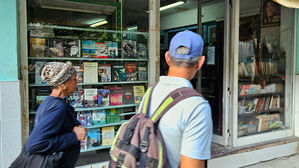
(140, 83), (158, 115)
(150, 87), (202, 123)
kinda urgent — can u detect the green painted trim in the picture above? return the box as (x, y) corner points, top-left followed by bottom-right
(65, 0), (118, 7)
(296, 9), (299, 74)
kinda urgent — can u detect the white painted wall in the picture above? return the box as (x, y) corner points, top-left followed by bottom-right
(294, 76), (299, 138)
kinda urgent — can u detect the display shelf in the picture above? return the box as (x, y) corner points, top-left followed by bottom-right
(81, 145), (111, 153)
(84, 120), (127, 129)
(238, 108), (284, 116)
(238, 92), (284, 99)
(28, 57), (148, 62)
(29, 81), (148, 87)
(74, 103), (140, 112)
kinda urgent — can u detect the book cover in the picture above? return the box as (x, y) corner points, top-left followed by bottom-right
(110, 87), (123, 106)
(98, 89), (110, 107)
(87, 128), (101, 148)
(73, 65), (83, 83)
(30, 37), (46, 57)
(83, 62), (98, 83)
(82, 40), (96, 58)
(77, 111), (92, 127)
(80, 138), (87, 150)
(69, 87), (84, 108)
(83, 88), (98, 108)
(102, 126), (115, 146)
(111, 63), (126, 81)
(35, 61), (48, 85)
(64, 39), (80, 57)
(124, 62), (137, 81)
(123, 86), (134, 104)
(122, 39), (137, 58)
(47, 38), (64, 57)
(95, 42), (108, 58)
(133, 85), (145, 104)
(106, 108), (121, 123)
(137, 43), (148, 59)
(92, 110), (106, 126)
(137, 62), (147, 81)
(98, 64), (111, 82)
(108, 42), (118, 58)
(34, 88), (51, 110)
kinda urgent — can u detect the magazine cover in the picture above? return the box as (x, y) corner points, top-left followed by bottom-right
(106, 108), (121, 123)
(83, 88), (98, 108)
(83, 62), (98, 83)
(98, 64), (111, 82)
(137, 62), (147, 81)
(77, 111), (92, 127)
(87, 128), (101, 148)
(98, 89), (110, 107)
(73, 65), (83, 83)
(92, 110), (106, 126)
(35, 61), (48, 85)
(95, 42), (108, 58)
(80, 138), (87, 150)
(102, 126), (115, 146)
(110, 87), (123, 106)
(133, 85), (145, 104)
(108, 42), (118, 58)
(124, 62), (137, 81)
(69, 87), (84, 108)
(123, 86), (134, 104)
(29, 37), (46, 57)
(82, 40), (96, 58)
(47, 38), (64, 57)
(137, 43), (148, 59)
(64, 39), (80, 57)
(122, 39), (137, 58)
(111, 63), (126, 81)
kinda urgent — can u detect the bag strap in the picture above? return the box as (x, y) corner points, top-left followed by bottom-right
(141, 85), (202, 123)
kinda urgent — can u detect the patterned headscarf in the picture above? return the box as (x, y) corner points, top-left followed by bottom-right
(41, 61), (76, 87)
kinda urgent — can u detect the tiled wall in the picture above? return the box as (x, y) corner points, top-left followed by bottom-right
(0, 81), (22, 167)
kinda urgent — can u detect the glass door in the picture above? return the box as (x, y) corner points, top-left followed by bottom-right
(231, 0), (295, 147)
(199, 0), (230, 146)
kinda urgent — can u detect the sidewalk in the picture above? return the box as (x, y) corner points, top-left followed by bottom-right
(243, 154), (299, 168)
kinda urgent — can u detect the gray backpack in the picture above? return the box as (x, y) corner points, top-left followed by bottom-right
(109, 85), (202, 168)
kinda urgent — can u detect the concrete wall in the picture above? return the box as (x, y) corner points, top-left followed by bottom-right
(295, 10), (299, 139)
(0, 0), (22, 167)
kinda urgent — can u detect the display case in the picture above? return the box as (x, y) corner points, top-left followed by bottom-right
(27, 24), (149, 152)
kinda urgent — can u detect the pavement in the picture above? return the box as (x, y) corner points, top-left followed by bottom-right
(243, 154), (299, 168)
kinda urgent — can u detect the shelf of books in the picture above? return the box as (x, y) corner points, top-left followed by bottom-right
(27, 23), (149, 152)
(237, 39), (286, 137)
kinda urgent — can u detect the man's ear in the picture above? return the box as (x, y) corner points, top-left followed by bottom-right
(196, 56), (205, 70)
(165, 51), (171, 65)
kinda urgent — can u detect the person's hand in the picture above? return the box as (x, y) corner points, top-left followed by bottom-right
(73, 126), (87, 141)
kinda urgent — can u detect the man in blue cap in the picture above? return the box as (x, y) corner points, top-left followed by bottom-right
(140, 30), (213, 167)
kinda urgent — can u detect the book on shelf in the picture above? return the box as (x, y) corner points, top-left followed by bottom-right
(111, 63), (126, 81)
(98, 89), (110, 107)
(69, 87), (84, 108)
(122, 39), (137, 58)
(87, 128), (101, 148)
(64, 39), (80, 57)
(239, 85), (251, 96)
(133, 85), (145, 104)
(124, 62), (137, 81)
(106, 108), (121, 124)
(269, 95), (280, 110)
(82, 40), (96, 58)
(102, 126), (115, 146)
(73, 65), (83, 83)
(95, 42), (108, 58)
(108, 42), (118, 58)
(77, 111), (93, 127)
(137, 62), (147, 81)
(98, 64), (111, 82)
(110, 87), (123, 106)
(92, 110), (106, 126)
(30, 37), (46, 57)
(80, 139), (87, 150)
(137, 43), (148, 59)
(83, 62), (98, 83)
(47, 38), (64, 57)
(35, 61), (48, 85)
(122, 86), (134, 104)
(83, 88), (98, 108)
(257, 114), (281, 132)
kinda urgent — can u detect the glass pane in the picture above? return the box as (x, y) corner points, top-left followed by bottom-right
(238, 0), (294, 137)
(201, 0), (225, 136)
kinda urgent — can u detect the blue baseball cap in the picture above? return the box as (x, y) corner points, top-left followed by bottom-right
(169, 30), (204, 60)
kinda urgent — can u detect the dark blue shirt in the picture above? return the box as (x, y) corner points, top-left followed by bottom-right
(26, 96), (81, 167)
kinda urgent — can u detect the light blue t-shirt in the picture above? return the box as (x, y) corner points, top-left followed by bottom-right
(139, 76), (213, 168)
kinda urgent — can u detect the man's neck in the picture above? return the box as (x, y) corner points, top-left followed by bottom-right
(167, 67), (195, 81)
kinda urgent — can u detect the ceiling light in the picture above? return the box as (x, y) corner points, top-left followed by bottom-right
(273, 0), (299, 8)
(127, 26), (138, 31)
(160, 1), (185, 11)
(90, 20), (108, 27)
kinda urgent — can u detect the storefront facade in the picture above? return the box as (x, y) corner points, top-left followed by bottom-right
(1, 0), (299, 167)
